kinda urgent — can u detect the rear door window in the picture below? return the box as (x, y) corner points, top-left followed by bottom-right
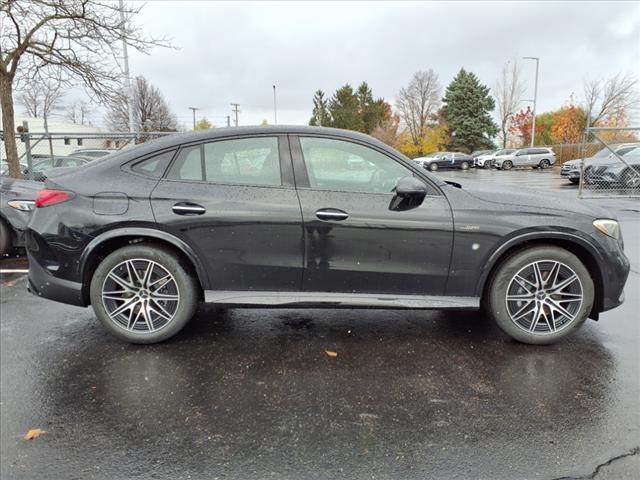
(167, 137), (281, 187)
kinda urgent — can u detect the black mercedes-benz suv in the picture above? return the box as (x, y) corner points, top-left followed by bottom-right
(26, 126), (630, 344)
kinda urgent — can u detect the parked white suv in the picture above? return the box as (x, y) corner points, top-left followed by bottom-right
(494, 147), (556, 170)
(474, 149), (515, 168)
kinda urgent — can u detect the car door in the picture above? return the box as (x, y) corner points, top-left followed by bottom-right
(290, 135), (454, 296)
(514, 149), (530, 166)
(150, 135), (304, 292)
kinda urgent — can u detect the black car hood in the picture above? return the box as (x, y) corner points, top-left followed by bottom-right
(457, 183), (612, 218)
(0, 176), (42, 199)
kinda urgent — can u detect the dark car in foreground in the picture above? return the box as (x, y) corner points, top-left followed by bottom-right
(414, 152), (473, 171)
(26, 126), (629, 345)
(0, 177), (39, 255)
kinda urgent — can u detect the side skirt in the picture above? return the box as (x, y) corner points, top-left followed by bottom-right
(204, 291), (480, 309)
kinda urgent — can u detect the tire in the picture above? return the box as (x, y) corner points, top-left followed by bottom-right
(429, 163), (438, 172)
(0, 220), (11, 257)
(622, 167), (640, 189)
(539, 159), (551, 169)
(460, 161), (469, 170)
(89, 244), (199, 344)
(502, 160), (513, 170)
(486, 246), (594, 345)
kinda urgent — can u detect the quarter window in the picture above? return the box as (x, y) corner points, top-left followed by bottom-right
(131, 150), (176, 178)
(299, 137), (414, 194)
(167, 137), (281, 186)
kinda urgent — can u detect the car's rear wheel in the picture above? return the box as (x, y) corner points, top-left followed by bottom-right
(90, 244), (199, 344)
(486, 246), (594, 344)
(622, 167), (640, 189)
(0, 220), (11, 257)
(429, 163), (438, 172)
(460, 161), (469, 170)
(539, 159), (551, 169)
(502, 160), (513, 170)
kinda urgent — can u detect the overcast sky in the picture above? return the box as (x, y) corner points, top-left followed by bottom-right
(107, 1), (639, 128)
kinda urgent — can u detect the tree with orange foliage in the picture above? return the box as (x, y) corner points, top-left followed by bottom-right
(550, 104), (587, 144)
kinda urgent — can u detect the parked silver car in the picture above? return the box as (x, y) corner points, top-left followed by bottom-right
(474, 148), (515, 168)
(560, 143), (639, 184)
(494, 147), (556, 170)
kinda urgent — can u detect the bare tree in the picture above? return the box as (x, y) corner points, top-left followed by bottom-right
(105, 76), (177, 132)
(18, 77), (65, 127)
(494, 60), (525, 148)
(396, 70), (441, 147)
(583, 72), (639, 127)
(65, 100), (94, 126)
(0, 0), (171, 178)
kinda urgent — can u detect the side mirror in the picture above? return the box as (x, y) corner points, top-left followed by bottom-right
(395, 176), (428, 198)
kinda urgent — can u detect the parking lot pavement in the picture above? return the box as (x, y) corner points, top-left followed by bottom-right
(1, 169), (638, 480)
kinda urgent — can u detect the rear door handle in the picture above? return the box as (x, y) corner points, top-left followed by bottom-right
(172, 202), (206, 215)
(316, 208), (349, 221)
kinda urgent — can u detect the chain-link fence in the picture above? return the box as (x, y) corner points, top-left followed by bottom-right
(577, 126), (640, 198)
(1, 126), (175, 180)
(541, 142), (602, 165)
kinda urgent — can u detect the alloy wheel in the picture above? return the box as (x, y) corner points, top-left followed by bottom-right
(430, 163), (438, 171)
(503, 161), (513, 170)
(460, 161), (469, 170)
(623, 168), (640, 189)
(539, 159), (550, 169)
(101, 259), (180, 333)
(505, 260), (583, 334)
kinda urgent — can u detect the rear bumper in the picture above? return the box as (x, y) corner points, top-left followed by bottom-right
(27, 251), (86, 307)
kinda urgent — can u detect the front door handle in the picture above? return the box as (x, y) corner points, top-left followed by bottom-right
(316, 208), (349, 221)
(172, 202), (206, 215)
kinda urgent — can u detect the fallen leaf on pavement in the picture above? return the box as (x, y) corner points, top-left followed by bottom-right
(24, 429), (46, 440)
(325, 350), (338, 357)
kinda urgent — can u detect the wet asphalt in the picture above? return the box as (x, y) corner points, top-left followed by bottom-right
(1, 168), (639, 480)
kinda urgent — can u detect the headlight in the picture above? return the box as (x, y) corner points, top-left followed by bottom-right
(593, 219), (620, 240)
(7, 200), (35, 212)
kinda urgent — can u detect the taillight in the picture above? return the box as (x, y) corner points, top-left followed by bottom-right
(35, 189), (74, 208)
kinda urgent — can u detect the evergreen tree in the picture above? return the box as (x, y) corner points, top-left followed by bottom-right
(357, 82), (387, 133)
(329, 84), (364, 132)
(309, 90), (331, 127)
(442, 69), (498, 152)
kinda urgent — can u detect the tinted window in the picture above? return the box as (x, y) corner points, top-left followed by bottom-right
(300, 137), (413, 194)
(131, 150), (176, 178)
(530, 148), (548, 154)
(60, 157), (86, 167)
(167, 137), (281, 186)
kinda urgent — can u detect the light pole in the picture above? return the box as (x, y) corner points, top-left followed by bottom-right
(188, 106), (199, 130)
(119, 0), (135, 133)
(523, 56), (539, 147)
(273, 85), (277, 125)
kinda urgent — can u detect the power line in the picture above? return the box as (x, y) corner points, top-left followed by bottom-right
(230, 103), (240, 127)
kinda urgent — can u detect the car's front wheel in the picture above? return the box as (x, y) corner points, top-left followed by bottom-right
(90, 244), (199, 344)
(429, 163), (438, 172)
(486, 246), (594, 344)
(502, 160), (513, 170)
(622, 167), (640, 189)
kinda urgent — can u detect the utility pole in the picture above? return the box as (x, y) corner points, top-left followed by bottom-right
(226, 116), (231, 127)
(119, 0), (135, 134)
(523, 56), (539, 147)
(231, 103), (240, 127)
(188, 106), (199, 130)
(273, 85), (277, 125)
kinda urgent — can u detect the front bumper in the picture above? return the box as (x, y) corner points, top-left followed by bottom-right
(27, 250), (86, 307)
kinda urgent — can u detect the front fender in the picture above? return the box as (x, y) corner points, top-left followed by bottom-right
(474, 228), (605, 297)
